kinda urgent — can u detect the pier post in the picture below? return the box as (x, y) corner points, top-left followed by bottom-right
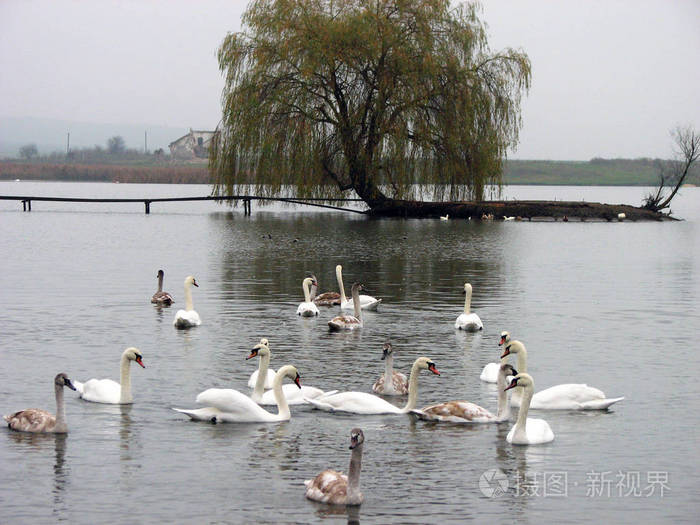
(145, 200), (151, 214)
(22, 199), (31, 212)
(243, 198), (251, 216)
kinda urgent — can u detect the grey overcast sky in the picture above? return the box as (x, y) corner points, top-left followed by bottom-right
(1, 0), (698, 160)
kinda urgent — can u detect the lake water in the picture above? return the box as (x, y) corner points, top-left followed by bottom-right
(1, 181), (698, 524)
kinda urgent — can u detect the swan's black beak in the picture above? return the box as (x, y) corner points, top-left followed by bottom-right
(349, 436), (360, 449)
(193, 280), (199, 287)
(294, 373), (302, 389)
(428, 363), (440, 375)
(504, 377), (519, 391)
(65, 378), (77, 391)
(135, 356), (145, 369)
(246, 349), (259, 360)
(381, 348), (389, 360)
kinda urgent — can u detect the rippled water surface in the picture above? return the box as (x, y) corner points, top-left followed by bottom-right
(1, 182), (698, 523)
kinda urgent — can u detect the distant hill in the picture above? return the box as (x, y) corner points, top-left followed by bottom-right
(0, 116), (198, 157)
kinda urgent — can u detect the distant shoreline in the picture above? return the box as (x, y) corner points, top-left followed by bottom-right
(1, 158), (698, 186)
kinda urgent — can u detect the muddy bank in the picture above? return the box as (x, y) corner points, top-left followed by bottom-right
(367, 199), (673, 221)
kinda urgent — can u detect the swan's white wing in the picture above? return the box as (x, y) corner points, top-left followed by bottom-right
(341, 296), (381, 311)
(297, 302), (320, 317)
(247, 369), (276, 389)
(172, 407), (222, 422)
(507, 417), (555, 445)
(174, 309), (201, 327)
(195, 388), (281, 421)
(479, 362), (500, 383)
(305, 391), (401, 414)
(259, 385), (325, 405)
(579, 396), (625, 410)
(530, 384), (609, 409)
(79, 378), (122, 404)
(455, 313), (483, 331)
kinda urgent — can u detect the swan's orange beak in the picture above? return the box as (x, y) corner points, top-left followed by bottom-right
(428, 363), (440, 375)
(135, 356), (145, 368)
(294, 373), (302, 389)
(246, 349), (259, 360)
(499, 336), (506, 346)
(500, 348), (510, 359)
(504, 378), (518, 391)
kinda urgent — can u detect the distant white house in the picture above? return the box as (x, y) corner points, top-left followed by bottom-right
(168, 128), (216, 159)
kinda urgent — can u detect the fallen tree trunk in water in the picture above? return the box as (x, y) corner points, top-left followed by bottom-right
(366, 199), (675, 221)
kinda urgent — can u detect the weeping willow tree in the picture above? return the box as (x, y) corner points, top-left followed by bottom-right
(210, 0), (531, 209)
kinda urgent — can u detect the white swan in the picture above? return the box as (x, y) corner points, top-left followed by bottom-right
(151, 269), (174, 305)
(371, 342), (408, 395)
(454, 283), (483, 331)
(246, 338), (276, 389)
(304, 428), (364, 506)
(336, 265), (381, 311)
(309, 273), (341, 306)
(4, 373), (77, 433)
(413, 363), (517, 423)
(74, 347), (145, 404)
(173, 275), (201, 328)
(173, 365), (302, 423)
(328, 282), (364, 331)
(504, 373), (554, 445)
(440, 214), (449, 221)
(501, 340), (625, 410)
(305, 357), (440, 414)
(480, 330), (510, 383)
(297, 276), (320, 317)
(248, 339), (329, 405)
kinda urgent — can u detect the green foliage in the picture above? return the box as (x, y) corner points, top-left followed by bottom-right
(211, 0), (531, 205)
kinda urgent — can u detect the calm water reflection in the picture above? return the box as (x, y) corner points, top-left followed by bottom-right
(1, 182), (698, 523)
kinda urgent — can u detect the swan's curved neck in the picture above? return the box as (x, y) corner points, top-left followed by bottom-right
(303, 280), (311, 302)
(252, 352), (271, 401)
(496, 370), (511, 421)
(351, 285), (362, 322)
(347, 444), (363, 505)
(119, 354), (133, 404)
(513, 383), (533, 439)
(463, 287), (472, 314)
(383, 355), (394, 383)
(184, 281), (194, 311)
(54, 382), (68, 432)
(272, 368), (292, 419)
(157, 273), (163, 293)
(401, 361), (423, 412)
(515, 347), (528, 373)
(336, 266), (347, 303)
(310, 280), (318, 300)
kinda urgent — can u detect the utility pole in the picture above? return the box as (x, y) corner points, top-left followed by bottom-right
(144, 130), (148, 154)
(66, 132), (70, 155)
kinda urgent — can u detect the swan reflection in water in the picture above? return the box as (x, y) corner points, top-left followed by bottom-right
(313, 502), (361, 524)
(53, 434), (69, 517)
(6, 432), (70, 519)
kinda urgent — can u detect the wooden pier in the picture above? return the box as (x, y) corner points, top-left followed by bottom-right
(0, 195), (366, 215)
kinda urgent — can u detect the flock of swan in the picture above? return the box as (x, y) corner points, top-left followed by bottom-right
(4, 268), (624, 507)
